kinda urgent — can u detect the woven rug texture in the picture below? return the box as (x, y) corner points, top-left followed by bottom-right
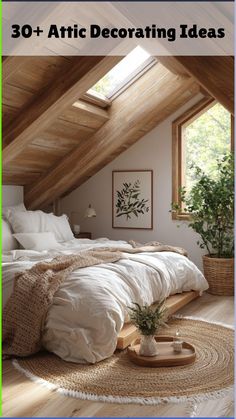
(13, 317), (234, 404)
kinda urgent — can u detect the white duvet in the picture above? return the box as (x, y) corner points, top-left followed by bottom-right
(2, 238), (208, 363)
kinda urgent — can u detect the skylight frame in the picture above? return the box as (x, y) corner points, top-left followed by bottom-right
(87, 48), (157, 103)
(105, 55), (156, 100)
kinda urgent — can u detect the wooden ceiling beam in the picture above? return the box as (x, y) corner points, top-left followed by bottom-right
(2, 170), (41, 186)
(198, 86), (213, 98)
(2, 56), (121, 167)
(59, 100), (110, 130)
(173, 56), (234, 115)
(72, 100), (109, 119)
(25, 63), (199, 209)
(156, 57), (188, 76)
(2, 57), (27, 84)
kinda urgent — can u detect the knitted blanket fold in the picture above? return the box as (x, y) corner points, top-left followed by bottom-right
(128, 240), (188, 257)
(2, 250), (122, 358)
(2, 243), (187, 358)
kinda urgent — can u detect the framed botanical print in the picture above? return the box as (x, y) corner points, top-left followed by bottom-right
(112, 170), (153, 229)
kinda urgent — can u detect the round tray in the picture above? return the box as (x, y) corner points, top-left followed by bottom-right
(127, 336), (196, 367)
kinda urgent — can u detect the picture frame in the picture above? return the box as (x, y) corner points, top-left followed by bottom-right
(112, 170), (153, 229)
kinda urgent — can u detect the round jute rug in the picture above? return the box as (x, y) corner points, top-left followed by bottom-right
(13, 316), (234, 405)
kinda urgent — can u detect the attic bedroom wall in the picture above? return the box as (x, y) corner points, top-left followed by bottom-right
(61, 93), (205, 270)
(2, 185), (24, 207)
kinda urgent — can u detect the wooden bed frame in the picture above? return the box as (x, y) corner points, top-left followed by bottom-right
(116, 291), (199, 349)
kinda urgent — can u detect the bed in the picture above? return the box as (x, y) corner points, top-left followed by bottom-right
(2, 207), (209, 364)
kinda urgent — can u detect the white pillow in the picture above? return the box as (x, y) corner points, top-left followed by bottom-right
(2, 219), (19, 251)
(8, 210), (74, 242)
(2, 203), (26, 221)
(13, 232), (61, 251)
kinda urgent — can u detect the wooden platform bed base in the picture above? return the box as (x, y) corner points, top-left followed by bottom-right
(116, 291), (200, 350)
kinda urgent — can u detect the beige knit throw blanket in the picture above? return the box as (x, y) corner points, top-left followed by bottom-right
(2, 243), (187, 358)
(127, 240), (188, 257)
(2, 249), (122, 358)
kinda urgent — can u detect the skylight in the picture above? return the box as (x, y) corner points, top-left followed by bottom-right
(87, 46), (156, 100)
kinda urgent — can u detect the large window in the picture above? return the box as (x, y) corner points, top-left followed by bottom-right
(172, 98), (233, 219)
(87, 46), (156, 101)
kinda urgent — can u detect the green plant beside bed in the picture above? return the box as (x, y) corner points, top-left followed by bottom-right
(171, 153), (234, 259)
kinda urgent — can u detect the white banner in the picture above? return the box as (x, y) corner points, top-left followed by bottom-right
(2, 2), (234, 55)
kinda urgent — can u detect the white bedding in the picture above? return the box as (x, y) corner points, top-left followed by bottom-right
(2, 238), (208, 364)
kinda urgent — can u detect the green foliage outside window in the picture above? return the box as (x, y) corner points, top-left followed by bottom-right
(90, 74), (112, 96)
(183, 103), (231, 195)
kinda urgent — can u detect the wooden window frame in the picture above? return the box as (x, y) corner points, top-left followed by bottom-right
(172, 97), (234, 221)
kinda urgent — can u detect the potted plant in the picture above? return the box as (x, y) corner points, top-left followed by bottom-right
(172, 153), (234, 296)
(128, 300), (167, 356)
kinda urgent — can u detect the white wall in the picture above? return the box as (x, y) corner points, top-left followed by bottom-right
(61, 94), (205, 270)
(2, 185), (24, 207)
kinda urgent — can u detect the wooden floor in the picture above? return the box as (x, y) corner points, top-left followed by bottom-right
(2, 293), (234, 418)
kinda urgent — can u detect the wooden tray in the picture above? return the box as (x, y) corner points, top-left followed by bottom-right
(127, 336), (196, 367)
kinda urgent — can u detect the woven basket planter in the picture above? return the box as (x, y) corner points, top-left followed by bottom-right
(203, 255), (234, 296)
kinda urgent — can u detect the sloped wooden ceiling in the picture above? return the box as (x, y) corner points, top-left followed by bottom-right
(2, 55), (234, 209)
(158, 56), (234, 115)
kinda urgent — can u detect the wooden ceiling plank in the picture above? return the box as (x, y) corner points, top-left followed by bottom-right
(2, 83), (35, 109)
(48, 118), (95, 137)
(7, 140), (80, 172)
(30, 142), (76, 157)
(2, 57), (74, 130)
(2, 104), (18, 127)
(2, 171), (41, 186)
(25, 63), (199, 209)
(2, 56), (122, 167)
(49, 118), (93, 136)
(60, 100), (109, 129)
(6, 56), (73, 95)
(198, 86), (213, 98)
(31, 134), (83, 152)
(173, 56), (234, 115)
(8, 120), (96, 173)
(2, 57), (26, 84)
(156, 57), (188, 76)
(5, 112), (101, 176)
(72, 100), (109, 120)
